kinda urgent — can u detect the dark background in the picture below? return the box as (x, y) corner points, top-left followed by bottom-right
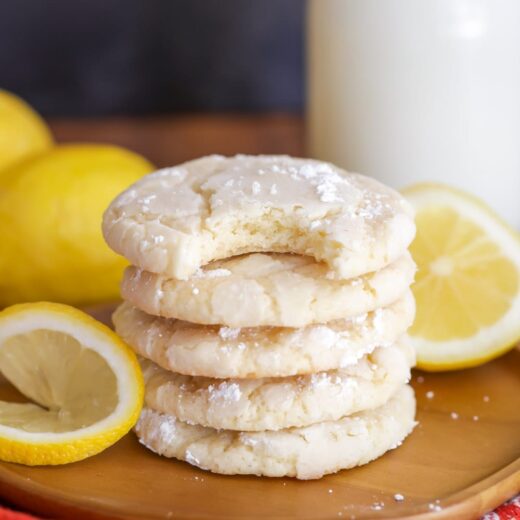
(0, 0), (304, 117)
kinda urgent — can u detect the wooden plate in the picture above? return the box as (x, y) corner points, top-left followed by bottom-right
(0, 306), (518, 519)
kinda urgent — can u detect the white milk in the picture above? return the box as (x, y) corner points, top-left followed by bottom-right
(307, 0), (520, 226)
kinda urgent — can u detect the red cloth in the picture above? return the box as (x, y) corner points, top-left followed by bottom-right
(1, 495), (518, 519)
(0, 508), (37, 520)
(482, 495), (520, 520)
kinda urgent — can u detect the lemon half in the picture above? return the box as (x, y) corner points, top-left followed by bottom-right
(0, 302), (143, 465)
(403, 183), (520, 371)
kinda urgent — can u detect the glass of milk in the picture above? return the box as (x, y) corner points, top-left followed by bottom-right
(307, 0), (520, 226)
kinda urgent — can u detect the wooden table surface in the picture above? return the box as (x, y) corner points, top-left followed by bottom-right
(49, 113), (304, 167)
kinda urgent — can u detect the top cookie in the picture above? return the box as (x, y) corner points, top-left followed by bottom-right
(103, 155), (415, 280)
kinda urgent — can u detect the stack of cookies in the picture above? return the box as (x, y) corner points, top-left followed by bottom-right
(103, 155), (417, 480)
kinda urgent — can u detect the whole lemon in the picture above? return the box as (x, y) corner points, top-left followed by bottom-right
(0, 144), (153, 306)
(0, 90), (53, 172)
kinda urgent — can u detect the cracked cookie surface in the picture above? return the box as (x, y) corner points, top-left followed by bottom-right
(113, 291), (415, 378)
(141, 341), (414, 431)
(120, 252), (415, 327)
(134, 385), (416, 479)
(103, 155), (415, 280)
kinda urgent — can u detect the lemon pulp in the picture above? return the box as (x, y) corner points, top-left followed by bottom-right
(411, 206), (518, 341)
(0, 330), (118, 433)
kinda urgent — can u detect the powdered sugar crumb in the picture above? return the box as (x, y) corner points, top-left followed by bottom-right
(428, 500), (442, 512)
(208, 382), (242, 403)
(316, 181), (342, 203)
(219, 327), (241, 340)
(285, 162), (349, 203)
(308, 372), (344, 389)
(185, 449), (201, 466)
(371, 502), (385, 511)
(153, 167), (184, 179)
(193, 268), (232, 279)
(351, 313), (368, 325)
(157, 415), (177, 444)
(239, 432), (260, 447)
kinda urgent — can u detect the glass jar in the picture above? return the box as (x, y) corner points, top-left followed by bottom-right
(307, 0), (520, 226)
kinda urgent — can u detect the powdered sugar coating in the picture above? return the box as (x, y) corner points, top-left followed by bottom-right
(103, 155), (415, 280)
(134, 385), (416, 479)
(218, 327), (241, 340)
(120, 252), (416, 327)
(113, 291), (415, 378)
(141, 341), (415, 431)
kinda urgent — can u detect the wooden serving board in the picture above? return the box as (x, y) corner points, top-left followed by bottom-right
(0, 305), (518, 519)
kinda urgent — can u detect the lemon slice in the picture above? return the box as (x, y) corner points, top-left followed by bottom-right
(0, 302), (143, 465)
(402, 183), (520, 371)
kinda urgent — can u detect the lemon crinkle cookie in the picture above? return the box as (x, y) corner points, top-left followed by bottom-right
(113, 291), (415, 378)
(120, 252), (415, 327)
(141, 341), (414, 431)
(135, 385), (416, 480)
(103, 155), (415, 280)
